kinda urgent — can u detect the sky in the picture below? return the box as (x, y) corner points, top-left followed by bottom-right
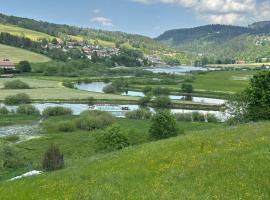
(0, 0), (269, 37)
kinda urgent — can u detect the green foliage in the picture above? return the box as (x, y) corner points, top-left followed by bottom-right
(142, 86), (152, 95)
(42, 145), (64, 171)
(58, 121), (76, 132)
(3, 135), (20, 142)
(152, 87), (170, 96)
(205, 113), (219, 123)
(181, 83), (193, 93)
(4, 93), (31, 105)
(152, 96), (172, 108)
(174, 113), (193, 122)
(192, 112), (205, 122)
(149, 111), (179, 140)
(1, 146), (25, 169)
(4, 80), (30, 89)
(76, 110), (115, 131)
(42, 106), (73, 117)
(16, 104), (40, 115)
(102, 85), (117, 94)
(16, 61), (31, 72)
(138, 96), (151, 106)
(125, 109), (152, 120)
(95, 125), (129, 152)
(0, 106), (9, 115)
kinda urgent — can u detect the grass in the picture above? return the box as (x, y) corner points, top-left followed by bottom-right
(0, 23), (53, 41)
(207, 62), (270, 68)
(0, 114), (39, 127)
(0, 118), (269, 199)
(0, 44), (50, 63)
(193, 71), (254, 93)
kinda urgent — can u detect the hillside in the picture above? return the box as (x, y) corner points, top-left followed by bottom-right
(0, 121), (269, 199)
(0, 44), (50, 63)
(157, 23), (270, 61)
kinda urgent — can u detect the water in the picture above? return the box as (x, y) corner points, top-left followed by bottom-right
(74, 82), (110, 93)
(121, 91), (145, 97)
(145, 65), (207, 75)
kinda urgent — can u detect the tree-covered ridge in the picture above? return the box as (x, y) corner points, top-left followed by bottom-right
(157, 23), (270, 61)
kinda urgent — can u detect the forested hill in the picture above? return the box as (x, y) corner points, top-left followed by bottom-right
(0, 13), (167, 53)
(156, 23), (270, 61)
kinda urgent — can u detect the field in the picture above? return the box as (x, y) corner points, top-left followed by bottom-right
(0, 44), (50, 63)
(207, 62), (270, 68)
(0, 117), (269, 199)
(0, 24), (53, 41)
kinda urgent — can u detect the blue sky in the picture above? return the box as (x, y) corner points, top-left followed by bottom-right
(0, 0), (269, 37)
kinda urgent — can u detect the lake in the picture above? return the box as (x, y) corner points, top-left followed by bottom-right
(145, 65), (207, 75)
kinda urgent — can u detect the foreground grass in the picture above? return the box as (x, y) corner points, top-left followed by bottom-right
(0, 44), (50, 63)
(0, 115), (39, 127)
(0, 120), (269, 199)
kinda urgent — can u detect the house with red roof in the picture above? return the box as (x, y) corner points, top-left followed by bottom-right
(0, 59), (16, 70)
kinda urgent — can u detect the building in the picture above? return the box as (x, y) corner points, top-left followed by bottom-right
(0, 59), (16, 70)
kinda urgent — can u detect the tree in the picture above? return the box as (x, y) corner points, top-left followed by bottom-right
(245, 71), (270, 120)
(16, 61), (31, 72)
(181, 83), (193, 93)
(149, 111), (178, 140)
(152, 96), (172, 108)
(51, 38), (58, 45)
(42, 145), (64, 171)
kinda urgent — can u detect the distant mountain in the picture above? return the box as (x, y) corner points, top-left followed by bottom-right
(156, 23), (270, 61)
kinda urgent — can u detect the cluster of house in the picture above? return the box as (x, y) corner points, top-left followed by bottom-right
(0, 59), (16, 70)
(44, 38), (120, 59)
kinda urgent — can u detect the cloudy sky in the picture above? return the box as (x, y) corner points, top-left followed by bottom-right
(0, 0), (269, 37)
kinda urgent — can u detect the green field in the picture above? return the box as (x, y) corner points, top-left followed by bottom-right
(207, 63), (270, 69)
(0, 118), (269, 199)
(0, 24), (53, 41)
(0, 44), (50, 63)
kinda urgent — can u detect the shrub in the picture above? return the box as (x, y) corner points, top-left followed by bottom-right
(152, 96), (172, 108)
(0, 107), (9, 115)
(16, 104), (40, 115)
(1, 146), (25, 169)
(62, 81), (74, 88)
(42, 106), (73, 117)
(58, 121), (76, 132)
(152, 87), (170, 96)
(205, 113), (219, 123)
(16, 61), (31, 72)
(125, 109), (152, 119)
(181, 83), (193, 93)
(4, 80), (30, 89)
(4, 93), (31, 105)
(86, 97), (95, 106)
(138, 96), (151, 106)
(42, 145), (64, 171)
(103, 85), (117, 94)
(143, 86), (152, 95)
(149, 111), (179, 140)
(174, 113), (193, 122)
(3, 135), (20, 142)
(192, 112), (205, 122)
(76, 110), (115, 131)
(95, 125), (129, 152)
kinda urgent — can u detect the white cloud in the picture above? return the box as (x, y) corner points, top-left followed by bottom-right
(133, 0), (270, 25)
(91, 16), (114, 27)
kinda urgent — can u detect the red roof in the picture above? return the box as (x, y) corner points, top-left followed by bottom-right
(0, 59), (16, 68)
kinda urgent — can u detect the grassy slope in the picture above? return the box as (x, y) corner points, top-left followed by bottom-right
(0, 24), (53, 41)
(0, 44), (50, 63)
(0, 121), (269, 199)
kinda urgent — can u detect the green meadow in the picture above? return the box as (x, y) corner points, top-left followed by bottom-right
(0, 44), (50, 63)
(0, 117), (269, 199)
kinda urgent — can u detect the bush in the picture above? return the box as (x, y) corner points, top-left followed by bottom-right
(152, 96), (172, 108)
(192, 112), (205, 122)
(125, 109), (152, 119)
(181, 83), (193, 93)
(103, 85), (117, 94)
(152, 87), (170, 96)
(174, 113), (193, 122)
(1, 146), (25, 169)
(3, 135), (20, 142)
(205, 113), (219, 122)
(95, 125), (129, 152)
(138, 96), (151, 106)
(42, 106), (73, 117)
(76, 110), (115, 131)
(42, 145), (64, 171)
(16, 61), (31, 72)
(0, 107), (9, 115)
(58, 121), (76, 132)
(4, 93), (31, 105)
(149, 111), (179, 140)
(143, 86), (152, 95)
(86, 97), (95, 106)
(16, 104), (40, 115)
(4, 80), (30, 89)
